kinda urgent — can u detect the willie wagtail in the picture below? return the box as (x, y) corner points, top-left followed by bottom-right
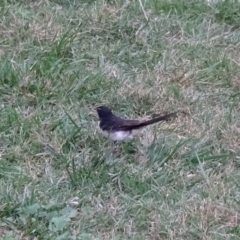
(96, 106), (177, 141)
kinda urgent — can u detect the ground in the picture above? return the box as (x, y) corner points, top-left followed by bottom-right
(0, 0), (240, 239)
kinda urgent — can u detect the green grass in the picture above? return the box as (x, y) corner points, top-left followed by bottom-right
(0, 0), (240, 239)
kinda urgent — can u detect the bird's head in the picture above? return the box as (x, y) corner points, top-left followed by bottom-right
(96, 106), (113, 119)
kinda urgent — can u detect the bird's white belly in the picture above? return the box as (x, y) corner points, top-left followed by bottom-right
(100, 129), (141, 141)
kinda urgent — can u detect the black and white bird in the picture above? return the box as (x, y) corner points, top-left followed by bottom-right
(96, 106), (177, 141)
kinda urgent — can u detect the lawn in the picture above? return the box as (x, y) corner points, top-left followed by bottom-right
(0, 0), (240, 239)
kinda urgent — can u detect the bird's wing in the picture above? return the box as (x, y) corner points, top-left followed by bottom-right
(99, 116), (139, 131)
(116, 112), (177, 131)
(112, 116), (140, 130)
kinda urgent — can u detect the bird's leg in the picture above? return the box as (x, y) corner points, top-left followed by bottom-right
(106, 140), (115, 157)
(110, 140), (122, 157)
(110, 140), (115, 153)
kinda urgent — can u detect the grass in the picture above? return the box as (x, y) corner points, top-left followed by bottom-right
(0, 0), (240, 239)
